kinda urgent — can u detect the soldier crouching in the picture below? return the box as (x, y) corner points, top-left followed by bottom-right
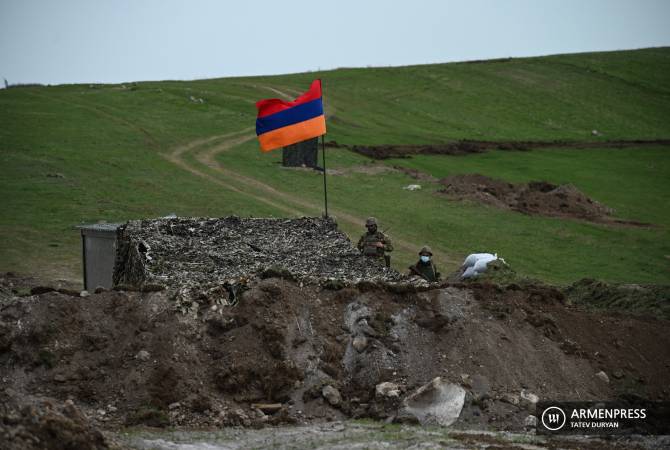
(409, 246), (441, 282)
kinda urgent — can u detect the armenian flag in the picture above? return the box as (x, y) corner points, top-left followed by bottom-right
(255, 80), (326, 152)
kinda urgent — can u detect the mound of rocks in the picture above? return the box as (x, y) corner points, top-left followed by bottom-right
(113, 216), (404, 300)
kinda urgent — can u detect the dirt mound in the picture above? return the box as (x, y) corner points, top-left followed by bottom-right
(436, 173), (643, 224)
(2, 274), (668, 432)
(565, 278), (670, 320)
(352, 142), (489, 159)
(343, 139), (670, 159)
(0, 397), (112, 450)
(0, 272), (79, 300)
(113, 216), (404, 303)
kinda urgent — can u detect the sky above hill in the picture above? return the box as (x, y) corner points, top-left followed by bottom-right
(1, 0), (669, 85)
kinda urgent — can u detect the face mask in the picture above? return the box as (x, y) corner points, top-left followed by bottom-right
(420, 255), (430, 263)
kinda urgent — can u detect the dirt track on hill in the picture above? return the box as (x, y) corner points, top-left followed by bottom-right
(165, 127), (459, 265)
(164, 130), (304, 217)
(33, 84), (455, 267)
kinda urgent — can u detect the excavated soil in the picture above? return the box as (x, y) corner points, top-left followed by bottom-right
(565, 278), (670, 320)
(0, 396), (114, 450)
(2, 218), (668, 446)
(437, 173), (650, 225)
(340, 139), (670, 159)
(1, 272), (669, 443)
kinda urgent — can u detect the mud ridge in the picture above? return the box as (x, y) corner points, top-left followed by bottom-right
(1, 273), (668, 435)
(324, 139), (670, 159)
(436, 173), (654, 226)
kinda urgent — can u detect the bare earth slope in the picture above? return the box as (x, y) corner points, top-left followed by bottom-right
(1, 275), (668, 436)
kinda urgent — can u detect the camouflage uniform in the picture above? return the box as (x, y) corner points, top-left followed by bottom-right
(357, 217), (393, 266)
(409, 245), (440, 282)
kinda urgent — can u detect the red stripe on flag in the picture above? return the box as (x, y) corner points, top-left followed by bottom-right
(256, 79), (322, 118)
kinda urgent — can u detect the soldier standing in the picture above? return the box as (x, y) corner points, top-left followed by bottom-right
(357, 217), (393, 267)
(409, 246), (441, 282)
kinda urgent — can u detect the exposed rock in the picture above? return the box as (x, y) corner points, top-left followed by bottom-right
(402, 377), (465, 426)
(596, 371), (610, 383)
(352, 335), (368, 352)
(80, 290), (90, 298)
(230, 408), (251, 427)
(322, 385), (341, 406)
(344, 302), (373, 332)
(356, 319), (378, 337)
(524, 414), (538, 428)
(343, 302), (400, 392)
(520, 389), (539, 407)
(376, 382), (401, 398)
(500, 393), (520, 406)
(53, 374), (66, 383)
(253, 408), (269, 422)
(135, 350), (151, 362)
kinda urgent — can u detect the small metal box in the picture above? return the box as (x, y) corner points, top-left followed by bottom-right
(79, 223), (121, 291)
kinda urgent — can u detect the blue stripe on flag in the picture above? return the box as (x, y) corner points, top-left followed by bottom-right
(256, 98), (323, 135)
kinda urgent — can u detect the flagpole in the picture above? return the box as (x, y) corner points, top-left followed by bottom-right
(321, 134), (329, 218)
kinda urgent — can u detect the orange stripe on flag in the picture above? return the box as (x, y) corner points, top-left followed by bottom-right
(258, 115), (326, 152)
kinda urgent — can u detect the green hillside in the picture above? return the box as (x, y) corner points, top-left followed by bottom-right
(1, 47), (669, 284)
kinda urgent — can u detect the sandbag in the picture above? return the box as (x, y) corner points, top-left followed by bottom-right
(461, 253), (498, 278)
(461, 253), (495, 269)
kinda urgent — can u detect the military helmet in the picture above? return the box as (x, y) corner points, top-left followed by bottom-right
(365, 217), (378, 226)
(419, 245), (433, 256)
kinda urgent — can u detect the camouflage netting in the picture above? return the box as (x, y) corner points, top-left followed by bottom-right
(113, 216), (404, 303)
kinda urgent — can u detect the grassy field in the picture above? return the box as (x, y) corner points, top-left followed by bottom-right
(1, 47), (669, 284)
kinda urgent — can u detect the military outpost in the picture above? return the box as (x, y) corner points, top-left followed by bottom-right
(3, 119), (670, 446)
(2, 5), (670, 447)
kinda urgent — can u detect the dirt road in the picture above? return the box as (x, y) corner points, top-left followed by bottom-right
(165, 126), (459, 266)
